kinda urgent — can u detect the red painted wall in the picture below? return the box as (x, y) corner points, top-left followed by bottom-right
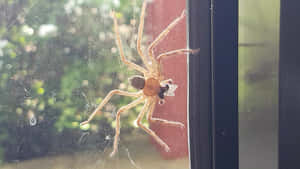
(146, 0), (188, 159)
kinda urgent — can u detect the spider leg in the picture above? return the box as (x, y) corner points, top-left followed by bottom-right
(137, 1), (151, 70)
(136, 98), (170, 152)
(110, 96), (145, 157)
(111, 11), (147, 74)
(147, 98), (184, 128)
(147, 10), (186, 61)
(157, 48), (200, 61)
(80, 90), (142, 126)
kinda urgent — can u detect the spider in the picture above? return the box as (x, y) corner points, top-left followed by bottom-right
(80, 1), (198, 157)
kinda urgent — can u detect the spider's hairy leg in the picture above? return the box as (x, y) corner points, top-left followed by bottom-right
(157, 48), (200, 61)
(147, 99), (184, 128)
(80, 90), (142, 126)
(136, 98), (170, 152)
(147, 10), (186, 61)
(137, 1), (151, 70)
(111, 11), (147, 74)
(110, 97), (145, 157)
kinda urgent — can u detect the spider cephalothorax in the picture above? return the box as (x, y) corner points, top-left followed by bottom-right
(80, 0), (197, 157)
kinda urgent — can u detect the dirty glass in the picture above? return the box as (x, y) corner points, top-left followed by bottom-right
(0, 0), (191, 168)
(239, 0), (280, 168)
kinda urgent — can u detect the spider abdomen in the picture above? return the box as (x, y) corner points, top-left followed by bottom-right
(143, 78), (160, 96)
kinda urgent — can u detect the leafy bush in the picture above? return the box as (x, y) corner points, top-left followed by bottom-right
(0, 0), (144, 162)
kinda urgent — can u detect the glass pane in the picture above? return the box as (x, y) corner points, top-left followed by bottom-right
(239, 0), (280, 168)
(0, 0), (190, 168)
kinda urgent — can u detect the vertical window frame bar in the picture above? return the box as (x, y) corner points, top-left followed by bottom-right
(188, 0), (213, 168)
(279, 0), (300, 168)
(211, 0), (239, 169)
(188, 0), (238, 169)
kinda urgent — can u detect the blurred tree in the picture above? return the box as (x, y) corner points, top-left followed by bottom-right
(0, 0), (144, 162)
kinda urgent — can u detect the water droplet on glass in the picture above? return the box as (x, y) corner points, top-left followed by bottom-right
(29, 115), (37, 126)
(105, 135), (111, 140)
(27, 110), (37, 126)
(99, 32), (106, 41)
(6, 64), (12, 69)
(111, 47), (117, 53)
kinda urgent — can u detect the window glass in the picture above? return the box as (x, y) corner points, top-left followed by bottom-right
(0, 0), (190, 168)
(239, 0), (280, 168)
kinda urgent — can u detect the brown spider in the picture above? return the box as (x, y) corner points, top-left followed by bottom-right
(80, 1), (198, 157)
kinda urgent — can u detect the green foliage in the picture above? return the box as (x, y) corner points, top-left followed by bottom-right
(0, 0), (143, 163)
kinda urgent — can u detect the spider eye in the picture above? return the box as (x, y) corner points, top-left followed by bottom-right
(168, 80), (173, 84)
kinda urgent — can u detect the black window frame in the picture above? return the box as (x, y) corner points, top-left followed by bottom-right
(189, 0), (300, 169)
(188, 0), (238, 169)
(279, 1), (300, 169)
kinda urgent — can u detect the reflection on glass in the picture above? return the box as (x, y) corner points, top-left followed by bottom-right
(239, 0), (279, 169)
(0, 0), (190, 168)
